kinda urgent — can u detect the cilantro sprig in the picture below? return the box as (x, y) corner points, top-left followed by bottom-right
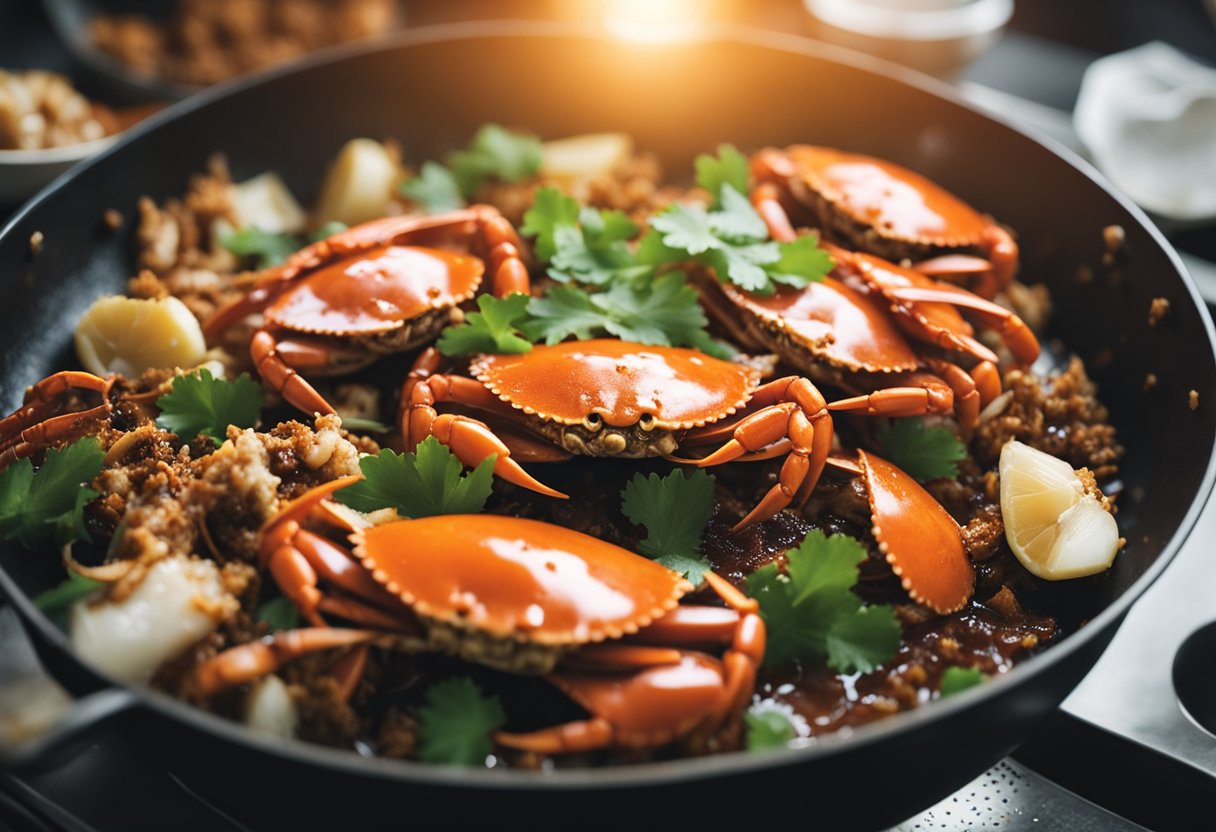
(336, 437), (495, 517)
(416, 677), (507, 766)
(155, 369), (261, 446)
(744, 704), (800, 751)
(747, 530), (901, 674)
(619, 469), (715, 585)
(521, 188), (646, 286)
(34, 572), (102, 617)
(219, 222), (348, 268)
(436, 293), (532, 356)
(399, 124), (543, 212)
(0, 437), (104, 549)
(876, 417), (967, 482)
(939, 666), (985, 697)
(257, 596), (301, 632)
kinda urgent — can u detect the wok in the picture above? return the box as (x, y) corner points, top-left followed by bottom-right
(1, 22), (1213, 829)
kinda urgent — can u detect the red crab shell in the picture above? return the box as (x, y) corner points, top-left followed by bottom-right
(263, 244), (484, 336)
(858, 449), (973, 614)
(467, 339), (761, 430)
(353, 513), (693, 645)
(766, 145), (999, 250)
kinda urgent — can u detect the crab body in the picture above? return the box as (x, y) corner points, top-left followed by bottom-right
(192, 477), (765, 754)
(204, 207), (531, 417)
(752, 145), (1018, 298)
(404, 339), (834, 529)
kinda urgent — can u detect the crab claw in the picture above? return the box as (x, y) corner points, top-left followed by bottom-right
(192, 628), (379, 697)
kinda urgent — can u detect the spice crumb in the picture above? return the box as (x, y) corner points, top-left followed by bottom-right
(1143, 373), (1157, 392)
(1102, 225), (1126, 265)
(1189, 389), (1200, 411)
(1148, 297), (1170, 326)
(103, 209), (123, 230)
(28, 230), (43, 255)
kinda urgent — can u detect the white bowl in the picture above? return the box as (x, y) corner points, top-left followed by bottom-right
(0, 135), (119, 204)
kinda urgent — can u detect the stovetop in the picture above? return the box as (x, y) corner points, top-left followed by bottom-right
(1, 3), (1214, 830)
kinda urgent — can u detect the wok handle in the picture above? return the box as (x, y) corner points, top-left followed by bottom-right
(0, 600), (142, 773)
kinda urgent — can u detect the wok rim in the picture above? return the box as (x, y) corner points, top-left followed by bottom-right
(1, 18), (1214, 791)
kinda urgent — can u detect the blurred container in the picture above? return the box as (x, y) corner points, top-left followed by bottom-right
(803, 0), (1014, 79)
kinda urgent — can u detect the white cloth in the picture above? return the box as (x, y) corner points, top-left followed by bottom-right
(1074, 41), (1216, 221)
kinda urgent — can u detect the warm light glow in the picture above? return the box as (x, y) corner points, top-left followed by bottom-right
(603, 0), (709, 44)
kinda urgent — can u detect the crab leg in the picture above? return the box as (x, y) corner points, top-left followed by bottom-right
(474, 206), (532, 297)
(192, 628), (380, 697)
(678, 376), (833, 531)
(884, 283), (1039, 364)
(0, 372), (115, 469)
(251, 329), (338, 416)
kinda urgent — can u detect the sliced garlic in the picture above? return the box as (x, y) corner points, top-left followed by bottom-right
(243, 674), (298, 738)
(999, 440), (1120, 580)
(313, 138), (400, 227)
(540, 132), (633, 187)
(74, 295), (207, 377)
(70, 555), (231, 683)
(231, 172), (307, 234)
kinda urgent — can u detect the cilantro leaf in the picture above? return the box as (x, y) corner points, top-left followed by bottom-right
(708, 185), (769, 240)
(520, 274), (727, 357)
(876, 418), (967, 482)
(309, 221), (348, 242)
(770, 233), (835, 287)
(0, 437), (103, 549)
(336, 438), (495, 517)
(940, 666), (985, 698)
(747, 530), (901, 674)
(520, 186), (581, 262)
(744, 705), (798, 751)
(34, 572), (102, 617)
(650, 203), (722, 256)
(620, 469), (714, 584)
(437, 293), (533, 357)
(416, 676), (506, 766)
(400, 161), (467, 213)
(219, 226), (301, 268)
(155, 369), (261, 446)
(448, 124), (542, 198)
(257, 596), (300, 632)
(695, 144), (750, 210)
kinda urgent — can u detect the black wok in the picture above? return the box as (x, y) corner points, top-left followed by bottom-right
(1, 22), (1213, 829)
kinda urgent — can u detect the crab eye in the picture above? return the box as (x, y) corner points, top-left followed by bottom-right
(638, 413), (655, 431)
(583, 412), (602, 431)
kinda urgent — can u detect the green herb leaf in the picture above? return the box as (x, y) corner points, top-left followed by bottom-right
(940, 666), (985, 698)
(400, 161), (467, 213)
(437, 293), (534, 357)
(695, 144), (750, 210)
(0, 437), (104, 549)
(448, 124), (542, 198)
(520, 274), (726, 357)
(521, 188), (644, 286)
(339, 416), (392, 434)
(219, 226), (301, 268)
(876, 418), (967, 482)
(520, 186), (582, 262)
(309, 221), (348, 242)
(336, 438), (495, 517)
(257, 596), (300, 632)
(744, 706), (798, 751)
(747, 530), (901, 674)
(620, 469), (714, 585)
(155, 369), (262, 446)
(416, 677), (507, 766)
(650, 202), (722, 256)
(33, 572), (102, 617)
(769, 233), (835, 287)
(708, 185), (769, 241)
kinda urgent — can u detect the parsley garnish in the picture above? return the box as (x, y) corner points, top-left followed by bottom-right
(940, 666), (985, 697)
(155, 369), (261, 446)
(747, 530), (901, 674)
(34, 572), (102, 616)
(219, 226), (301, 268)
(744, 704), (799, 751)
(448, 124), (543, 198)
(309, 221), (348, 242)
(521, 187), (645, 286)
(257, 596), (300, 632)
(336, 437), (495, 517)
(0, 437), (103, 549)
(399, 161), (467, 213)
(437, 293), (533, 357)
(876, 417), (967, 482)
(619, 469), (714, 585)
(416, 677), (507, 766)
(694, 144), (750, 210)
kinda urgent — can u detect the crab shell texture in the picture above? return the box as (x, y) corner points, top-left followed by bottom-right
(353, 514), (693, 671)
(760, 145), (1003, 265)
(859, 449), (974, 614)
(717, 276), (920, 376)
(467, 339), (761, 457)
